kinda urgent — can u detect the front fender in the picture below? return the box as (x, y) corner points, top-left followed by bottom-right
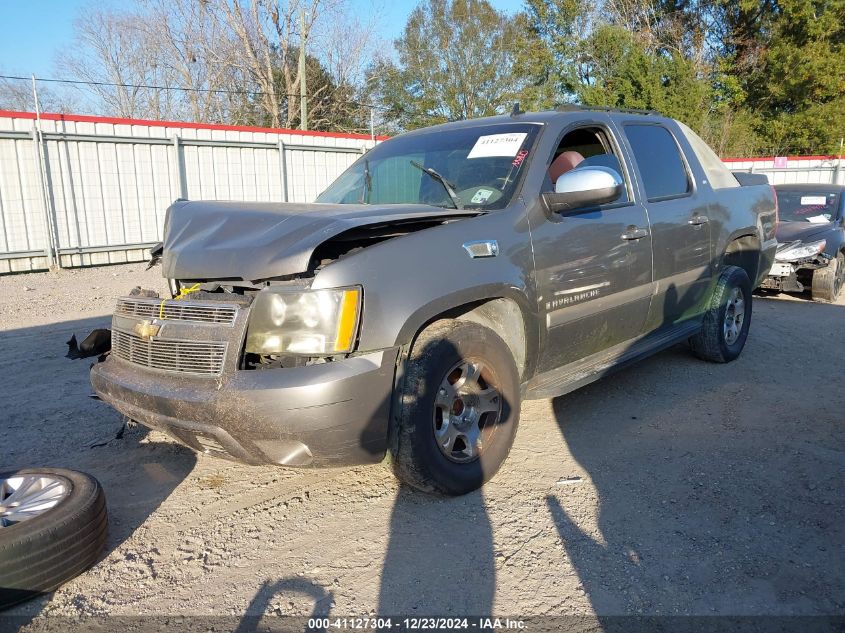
(394, 284), (536, 348)
(310, 204), (538, 360)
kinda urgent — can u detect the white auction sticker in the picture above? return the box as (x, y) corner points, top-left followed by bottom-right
(800, 196), (827, 206)
(467, 133), (527, 159)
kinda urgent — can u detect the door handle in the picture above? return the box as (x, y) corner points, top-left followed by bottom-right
(688, 215), (710, 226)
(621, 227), (649, 241)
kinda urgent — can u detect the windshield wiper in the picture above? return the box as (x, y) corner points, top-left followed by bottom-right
(359, 158), (372, 204)
(410, 160), (463, 209)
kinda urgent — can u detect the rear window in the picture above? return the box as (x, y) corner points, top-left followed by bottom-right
(624, 124), (691, 201)
(775, 189), (842, 223)
(676, 121), (740, 190)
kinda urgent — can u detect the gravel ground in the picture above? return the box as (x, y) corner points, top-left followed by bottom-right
(0, 264), (843, 623)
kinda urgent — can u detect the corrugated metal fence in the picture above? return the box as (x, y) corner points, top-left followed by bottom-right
(0, 110), (377, 273)
(724, 156), (845, 187)
(2, 110), (843, 275)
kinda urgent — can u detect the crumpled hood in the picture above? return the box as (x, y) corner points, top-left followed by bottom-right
(161, 200), (476, 282)
(775, 221), (835, 245)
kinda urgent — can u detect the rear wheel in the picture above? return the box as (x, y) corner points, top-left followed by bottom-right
(690, 265), (752, 363)
(391, 320), (520, 495)
(811, 253), (844, 303)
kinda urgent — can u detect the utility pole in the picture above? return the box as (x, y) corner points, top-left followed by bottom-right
(30, 75), (60, 269)
(299, 7), (308, 131)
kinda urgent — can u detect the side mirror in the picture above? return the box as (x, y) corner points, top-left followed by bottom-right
(542, 166), (624, 214)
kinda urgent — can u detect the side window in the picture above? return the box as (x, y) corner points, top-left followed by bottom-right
(624, 124), (691, 201)
(546, 126), (629, 204)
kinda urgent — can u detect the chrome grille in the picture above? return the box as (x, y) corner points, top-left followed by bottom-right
(111, 327), (227, 376)
(115, 298), (238, 326)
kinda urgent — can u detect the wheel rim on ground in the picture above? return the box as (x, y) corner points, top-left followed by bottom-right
(723, 286), (745, 345)
(0, 475), (71, 528)
(834, 257), (844, 299)
(432, 358), (503, 463)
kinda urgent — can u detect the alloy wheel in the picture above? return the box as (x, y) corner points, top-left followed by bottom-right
(432, 359), (503, 463)
(0, 475), (71, 528)
(723, 286), (745, 346)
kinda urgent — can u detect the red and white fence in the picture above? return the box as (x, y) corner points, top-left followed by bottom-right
(0, 109), (841, 274)
(723, 155), (844, 186)
(0, 110), (382, 273)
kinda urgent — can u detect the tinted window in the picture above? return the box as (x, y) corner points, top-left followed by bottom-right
(625, 124), (690, 200)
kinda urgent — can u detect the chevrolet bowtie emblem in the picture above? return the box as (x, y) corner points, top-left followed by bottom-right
(134, 320), (161, 340)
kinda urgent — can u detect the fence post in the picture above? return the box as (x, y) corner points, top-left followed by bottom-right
(172, 135), (187, 199)
(278, 139), (288, 202)
(30, 128), (59, 268)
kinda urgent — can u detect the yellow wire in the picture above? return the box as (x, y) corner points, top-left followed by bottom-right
(159, 283), (202, 319)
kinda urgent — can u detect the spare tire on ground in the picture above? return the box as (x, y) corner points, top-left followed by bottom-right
(0, 468), (108, 610)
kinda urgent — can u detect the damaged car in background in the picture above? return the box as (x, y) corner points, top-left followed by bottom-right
(88, 107), (777, 496)
(761, 184), (845, 302)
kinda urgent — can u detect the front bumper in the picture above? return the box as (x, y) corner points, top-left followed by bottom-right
(761, 253), (831, 292)
(91, 347), (400, 467)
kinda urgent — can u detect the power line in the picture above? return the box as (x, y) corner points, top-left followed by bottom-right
(0, 74), (391, 111)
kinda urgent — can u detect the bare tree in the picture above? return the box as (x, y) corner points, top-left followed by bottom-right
(309, 2), (385, 131)
(55, 0), (378, 129)
(138, 0), (242, 123)
(602, 0), (709, 71)
(199, 0), (318, 128)
(58, 8), (176, 118)
(0, 76), (79, 113)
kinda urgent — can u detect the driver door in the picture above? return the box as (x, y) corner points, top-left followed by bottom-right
(530, 121), (654, 373)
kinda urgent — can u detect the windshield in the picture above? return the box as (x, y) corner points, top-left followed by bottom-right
(776, 189), (842, 223)
(316, 123), (541, 210)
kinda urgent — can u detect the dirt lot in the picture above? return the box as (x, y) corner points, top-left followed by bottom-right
(1, 264), (843, 623)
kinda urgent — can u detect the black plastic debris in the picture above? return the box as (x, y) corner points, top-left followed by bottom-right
(145, 242), (163, 270)
(66, 329), (112, 360)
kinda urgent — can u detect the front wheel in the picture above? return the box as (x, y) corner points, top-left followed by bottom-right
(690, 265), (752, 363)
(811, 253), (844, 303)
(391, 320), (520, 495)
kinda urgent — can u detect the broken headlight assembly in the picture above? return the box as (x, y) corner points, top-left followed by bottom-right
(245, 286), (361, 356)
(774, 239), (826, 262)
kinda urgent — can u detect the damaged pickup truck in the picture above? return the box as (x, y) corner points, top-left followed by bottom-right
(91, 107), (777, 495)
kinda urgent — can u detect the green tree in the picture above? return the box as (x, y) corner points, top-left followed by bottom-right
(576, 25), (710, 126)
(370, 0), (546, 130)
(525, 1), (713, 133)
(746, 0), (845, 154)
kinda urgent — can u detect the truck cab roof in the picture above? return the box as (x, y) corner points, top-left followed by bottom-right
(398, 107), (673, 138)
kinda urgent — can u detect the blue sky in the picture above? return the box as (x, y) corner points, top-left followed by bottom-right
(0, 0), (526, 79)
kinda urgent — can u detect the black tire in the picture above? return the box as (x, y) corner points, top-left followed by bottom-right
(690, 265), (752, 363)
(0, 468), (108, 610)
(811, 253), (844, 303)
(391, 320), (520, 496)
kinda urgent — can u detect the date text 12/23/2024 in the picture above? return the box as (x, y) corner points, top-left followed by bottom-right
(306, 617), (526, 630)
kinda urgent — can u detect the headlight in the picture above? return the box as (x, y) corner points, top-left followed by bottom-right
(774, 239), (826, 262)
(245, 286), (361, 355)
